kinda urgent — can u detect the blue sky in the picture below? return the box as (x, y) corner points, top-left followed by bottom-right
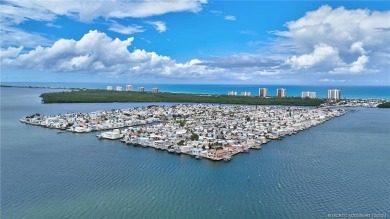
(1, 0), (389, 85)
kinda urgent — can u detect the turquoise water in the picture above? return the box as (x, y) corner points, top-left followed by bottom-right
(1, 87), (389, 218)
(3, 82), (390, 99)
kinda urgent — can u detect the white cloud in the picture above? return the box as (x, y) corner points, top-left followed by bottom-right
(350, 41), (366, 54)
(275, 6), (390, 52)
(276, 5), (390, 74)
(319, 79), (346, 83)
(1, 0), (207, 24)
(332, 55), (369, 74)
(108, 22), (145, 35)
(285, 43), (342, 69)
(224, 15), (236, 21)
(0, 25), (52, 48)
(146, 21), (167, 33)
(1, 30), (224, 79)
(349, 55), (369, 73)
(45, 23), (62, 28)
(0, 46), (23, 59)
(0, 2), (56, 25)
(257, 70), (280, 76)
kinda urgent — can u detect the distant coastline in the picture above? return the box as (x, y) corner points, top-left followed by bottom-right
(1, 84), (75, 90)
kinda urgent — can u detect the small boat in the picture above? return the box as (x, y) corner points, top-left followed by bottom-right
(168, 148), (175, 153)
(252, 145), (262, 150)
(223, 156), (232, 162)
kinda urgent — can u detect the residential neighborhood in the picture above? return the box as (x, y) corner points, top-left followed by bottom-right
(20, 104), (346, 161)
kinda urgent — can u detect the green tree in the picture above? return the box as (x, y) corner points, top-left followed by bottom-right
(190, 133), (199, 141)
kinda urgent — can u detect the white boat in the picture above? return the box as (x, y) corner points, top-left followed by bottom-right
(97, 129), (124, 140)
(223, 156), (232, 162)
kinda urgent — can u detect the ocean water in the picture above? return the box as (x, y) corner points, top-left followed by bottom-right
(3, 82), (390, 99)
(1, 87), (389, 218)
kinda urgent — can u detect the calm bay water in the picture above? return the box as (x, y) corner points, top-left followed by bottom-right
(3, 82), (390, 99)
(1, 87), (389, 218)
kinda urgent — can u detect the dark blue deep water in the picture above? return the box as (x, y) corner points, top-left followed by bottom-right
(1, 87), (389, 218)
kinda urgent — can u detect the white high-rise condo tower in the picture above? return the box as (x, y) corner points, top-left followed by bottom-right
(228, 91), (237, 96)
(328, 89), (341, 100)
(276, 88), (286, 97)
(126, 85), (133, 91)
(301, 91), (316, 99)
(259, 88), (267, 98)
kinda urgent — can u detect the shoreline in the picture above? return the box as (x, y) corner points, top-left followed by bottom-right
(1, 84), (77, 90)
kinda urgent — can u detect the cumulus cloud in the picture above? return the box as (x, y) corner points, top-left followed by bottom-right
(224, 15), (236, 21)
(1, 29), (287, 82)
(0, 46), (23, 59)
(285, 43), (342, 69)
(332, 55), (370, 74)
(146, 21), (167, 33)
(278, 5), (390, 74)
(1, 0), (207, 24)
(1, 30), (224, 79)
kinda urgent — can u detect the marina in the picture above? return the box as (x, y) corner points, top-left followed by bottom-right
(20, 104), (346, 161)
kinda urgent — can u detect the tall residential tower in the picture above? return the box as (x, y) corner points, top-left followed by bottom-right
(276, 88), (286, 98)
(259, 88), (267, 98)
(328, 89), (341, 100)
(302, 91), (316, 99)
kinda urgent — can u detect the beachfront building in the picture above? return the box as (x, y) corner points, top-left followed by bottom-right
(259, 88), (267, 98)
(228, 91), (237, 96)
(276, 88), (286, 97)
(107, 86), (113, 91)
(151, 88), (159, 93)
(138, 87), (145, 92)
(241, 91), (251, 96)
(328, 89), (341, 100)
(301, 91), (316, 99)
(116, 86), (122, 91)
(126, 85), (133, 91)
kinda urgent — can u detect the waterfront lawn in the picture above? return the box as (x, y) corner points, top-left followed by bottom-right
(40, 90), (325, 106)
